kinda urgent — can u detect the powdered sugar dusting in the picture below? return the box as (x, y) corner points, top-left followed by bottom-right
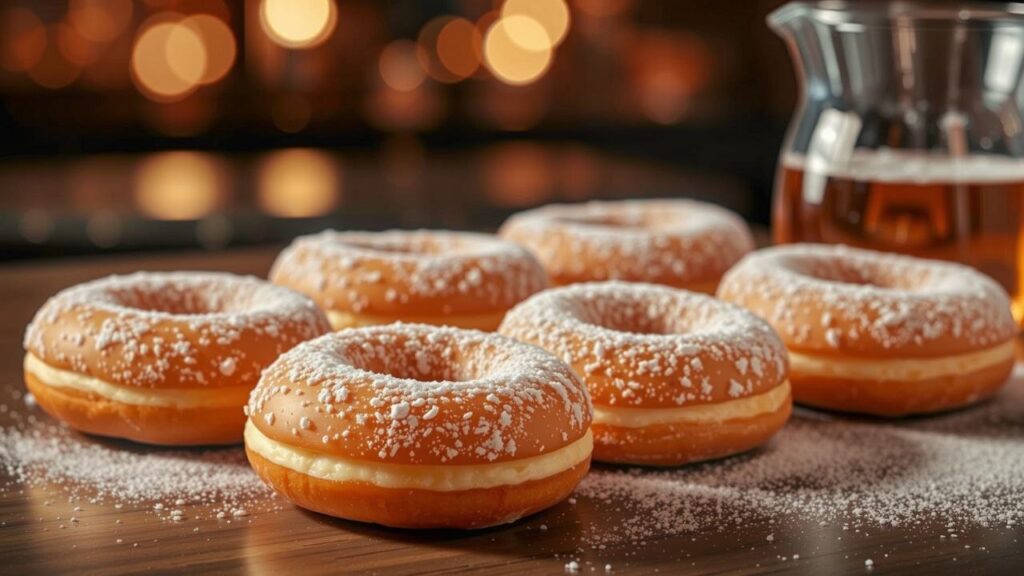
(499, 199), (754, 286)
(0, 419), (274, 516)
(718, 244), (1015, 354)
(23, 271), (331, 388)
(499, 282), (788, 407)
(269, 230), (548, 315)
(248, 323), (591, 464)
(575, 367), (1024, 546)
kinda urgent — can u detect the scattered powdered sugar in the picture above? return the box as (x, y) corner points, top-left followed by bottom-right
(248, 323), (591, 464)
(0, 419), (274, 516)
(23, 271), (330, 388)
(718, 244), (1016, 353)
(499, 282), (787, 407)
(269, 230), (547, 315)
(499, 199), (754, 285)
(574, 366), (1024, 546)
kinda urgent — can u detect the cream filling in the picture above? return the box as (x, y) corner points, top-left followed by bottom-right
(327, 309), (506, 331)
(788, 341), (1014, 382)
(24, 353), (251, 408)
(244, 420), (593, 491)
(592, 380), (791, 428)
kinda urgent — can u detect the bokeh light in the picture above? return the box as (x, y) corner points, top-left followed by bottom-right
(0, 8), (47, 73)
(271, 95), (312, 133)
(629, 33), (713, 124)
(68, 0), (133, 43)
(28, 26), (80, 89)
(483, 16), (553, 86)
(483, 142), (554, 207)
(258, 149), (340, 218)
(436, 18), (482, 79)
(260, 0), (337, 49)
(56, 22), (101, 67)
(131, 17), (208, 102)
(502, 0), (570, 47)
(135, 152), (223, 220)
(182, 14), (236, 85)
(379, 40), (426, 92)
(500, 15), (552, 52)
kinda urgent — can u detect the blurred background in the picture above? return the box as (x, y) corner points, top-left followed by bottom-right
(0, 0), (797, 260)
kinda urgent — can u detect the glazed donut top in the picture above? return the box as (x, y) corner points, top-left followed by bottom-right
(498, 282), (788, 409)
(269, 230), (548, 315)
(24, 272), (331, 388)
(498, 199), (754, 286)
(246, 323), (591, 465)
(717, 244), (1016, 357)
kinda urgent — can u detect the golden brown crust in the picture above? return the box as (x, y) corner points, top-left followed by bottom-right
(245, 447), (590, 529)
(592, 398), (792, 466)
(717, 244), (1016, 359)
(499, 200), (754, 288)
(25, 372), (245, 446)
(499, 282), (790, 409)
(790, 357), (1014, 417)
(269, 230), (548, 321)
(248, 325), (592, 465)
(24, 272), (331, 390)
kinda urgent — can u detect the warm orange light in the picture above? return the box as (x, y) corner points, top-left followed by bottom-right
(28, 26), (80, 89)
(131, 17), (207, 102)
(135, 151), (223, 220)
(0, 8), (47, 72)
(182, 14), (236, 84)
(483, 16), (552, 86)
(483, 142), (554, 208)
(260, 0), (337, 49)
(436, 18), (482, 79)
(502, 0), (570, 47)
(68, 0), (133, 43)
(630, 34), (713, 125)
(271, 95), (312, 133)
(379, 40), (426, 92)
(258, 149), (339, 218)
(56, 22), (100, 66)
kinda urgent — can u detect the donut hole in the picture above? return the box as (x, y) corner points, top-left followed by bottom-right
(783, 254), (934, 292)
(559, 212), (675, 231)
(574, 298), (684, 336)
(341, 336), (487, 383)
(340, 236), (480, 257)
(102, 281), (268, 315)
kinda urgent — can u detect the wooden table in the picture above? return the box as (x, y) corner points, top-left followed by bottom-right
(1, 248), (1022, 575)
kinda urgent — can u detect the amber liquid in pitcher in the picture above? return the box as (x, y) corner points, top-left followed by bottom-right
(774, 150), (1024, 324)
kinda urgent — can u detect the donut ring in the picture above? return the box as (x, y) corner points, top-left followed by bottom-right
(244, 323), (592, 529)
(499, 282), (791, 467)
(269, 230), (548, 331)
(23, 272), (331, 445)
(717, 244), (1017, 416)
(499, 199), (754, 292)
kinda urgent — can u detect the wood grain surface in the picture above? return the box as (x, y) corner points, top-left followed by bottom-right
(1, 248), (1022, 575)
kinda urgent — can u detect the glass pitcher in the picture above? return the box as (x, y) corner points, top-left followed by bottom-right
(769, 1), (1024, 324)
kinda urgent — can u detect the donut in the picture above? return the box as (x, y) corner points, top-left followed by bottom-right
(499, 199), (754, 292)
(269, 230), (548, 331)
(23, 272), (331, 446)
(243, 323), (592, 529)
(499, 282), (791, 467)
(717, 244), (1017, 416)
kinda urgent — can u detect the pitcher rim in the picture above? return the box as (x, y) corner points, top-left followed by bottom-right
(769, 1), (1024, 31)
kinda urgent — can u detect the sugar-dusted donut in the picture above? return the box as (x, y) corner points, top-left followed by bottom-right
(23, 272), (331, 445)
(243, 323), (592, 529)
(717, 244), (1017, 416)
(499, 282), (791, 466)
(499, 199), (754, 292)
(269, 230), (548, 331)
